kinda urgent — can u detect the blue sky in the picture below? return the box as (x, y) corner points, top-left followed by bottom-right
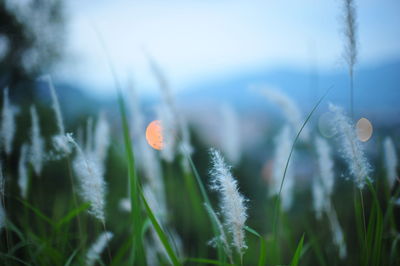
(55, 0), (400, 97)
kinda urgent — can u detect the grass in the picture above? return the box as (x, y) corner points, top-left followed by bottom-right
(0, 59), (399, 266)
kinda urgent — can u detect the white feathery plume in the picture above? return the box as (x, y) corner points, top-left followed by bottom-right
(68, 134), (107, 222)
(341, 0), (358, 117)
(313, 137), (335, 219)
(18, 144), (29, 199)
(0, 161), (5, 231)
(270, 125), (295, 211)
(341, 0), (358, 79)
(119, 198), (131, 212)
(259, 87), (309, 141)
(312, 176), (325, 220)
(220, 104), (241, 165)
(29, 106), (44, 176)
(329, 104), (371, 188)
(327, 207), (347, 259)
(86, 231), (113, 266)
(205, 203), (232, 261)
(316, 137), (335, 196)
(41, 75), (72, 155)
(43, 75), (65, 135)
(1, 87), (18, 155)
(0, 161), (4, 196)
(209, 149), (248, 259)
(94, 114), (110, 166)
(383, 137), (398, 188)
(0, 203), (5, 231)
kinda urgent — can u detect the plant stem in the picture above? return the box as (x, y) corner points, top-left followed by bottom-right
(102, 221), (113, 264)
(66, 158), (85, 249)
(359, 189), (368, 256)
(350, 73), (354, 119)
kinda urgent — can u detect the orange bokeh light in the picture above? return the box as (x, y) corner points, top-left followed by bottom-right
(356, 117), (373, 142)
(145, 120), (164, 150)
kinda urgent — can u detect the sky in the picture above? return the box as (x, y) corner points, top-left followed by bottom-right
(55, 0), (400, 97)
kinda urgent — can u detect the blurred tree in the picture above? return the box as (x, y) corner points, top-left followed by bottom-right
(0, 0), (65, 100)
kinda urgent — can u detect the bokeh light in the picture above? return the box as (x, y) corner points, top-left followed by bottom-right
(356, 117), (373, 142)
(318, 112), (336, 138)
(145, 120), (164, 150)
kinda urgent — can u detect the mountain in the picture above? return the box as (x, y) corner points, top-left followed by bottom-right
(178, 60), (400, 126)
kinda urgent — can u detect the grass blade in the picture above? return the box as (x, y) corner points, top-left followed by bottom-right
(139, 188), (181, 266)
(186, 258), (234, 265)
(272, 85), (334, 237)
(117, 89), (146, 264)
(56, 203), (90, 229)
(290, 234), (305, 266)
(17, 198), (55, 227)
(245, 226), (266, 266)
(0, 253), (31, 266)
(185, 151), (226, 262)
(64, 248), (79, 266)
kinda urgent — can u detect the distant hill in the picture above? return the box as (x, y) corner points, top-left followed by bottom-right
(178, 60), (400, 126)
(34, 60), (400, 129)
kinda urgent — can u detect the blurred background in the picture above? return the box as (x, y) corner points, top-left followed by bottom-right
(1, 0), (400, 264)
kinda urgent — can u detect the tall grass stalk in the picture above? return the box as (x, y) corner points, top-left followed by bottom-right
(182, 145), (226, 262)
(1, 88), (17, 156)
(271, 86), (332, 265)
(91, 25), (147, 264)
(341, 0), (358, 118)
(329, 103), (371, 254)
(29, 106), (44, 176)
(258, 87), (309, 141)
(86, 231), (113, 266)
(270, 125), (295, 211)
(0, 161), (9, 254)
(383, 137), (398, 189)
(209, 149), (248, 264)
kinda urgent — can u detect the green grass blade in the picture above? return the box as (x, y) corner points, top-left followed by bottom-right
(290, 234), (305, 266)
(366, 180), (384, 266)
(56, 203), (90, 229)
(93, 26), (146, 264)
(353, 190), (365, 255)
(17, 198), (55, 227)
(64, 249), (79, 266)
(272, 85), (334, 236)
(139, 188), (181, 266)
(389, 234), (400, 265)
(110, 236), (134, 266)
(8, 240), (32, 255)
(186, 154), (212, 207)
(186, 258), (234, 265)
(185, 152), (226, 262)
(245, 226), (266, 266)
(0, 253), (31, 266)
(117, 89), (146, 264)
(6, 220), (26, 241)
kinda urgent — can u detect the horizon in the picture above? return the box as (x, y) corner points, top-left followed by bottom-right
(55, 0), (400, 97)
